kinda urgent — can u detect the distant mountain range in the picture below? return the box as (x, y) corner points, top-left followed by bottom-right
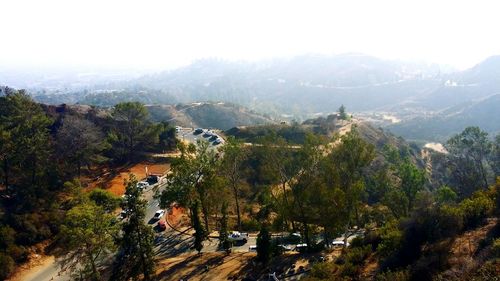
(2, 53), (499, 142)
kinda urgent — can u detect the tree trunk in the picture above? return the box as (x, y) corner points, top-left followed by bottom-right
(2, 159), (8, 189)
(232, 183), (242, 231)
(87, 250), (100, 281)
(281, 181), (296, 230)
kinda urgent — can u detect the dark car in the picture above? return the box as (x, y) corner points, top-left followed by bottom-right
(158, 220), (167, 231)
(194, 128), (204, 134)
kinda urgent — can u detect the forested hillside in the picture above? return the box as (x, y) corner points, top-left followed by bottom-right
(146, 102), (275, 130)
(1, 87), (499, 281)
(0, 88), (176, 280)
(163, 118), (500, 281)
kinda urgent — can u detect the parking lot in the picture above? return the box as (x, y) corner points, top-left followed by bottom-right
(176, 127), (224, 151)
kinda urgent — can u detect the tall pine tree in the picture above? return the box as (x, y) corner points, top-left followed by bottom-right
(111, 175), (155, 280)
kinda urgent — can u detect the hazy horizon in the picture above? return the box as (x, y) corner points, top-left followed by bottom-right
(2, 0), (500, 72)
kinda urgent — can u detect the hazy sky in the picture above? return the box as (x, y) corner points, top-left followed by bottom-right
(1, 0), (500, 71)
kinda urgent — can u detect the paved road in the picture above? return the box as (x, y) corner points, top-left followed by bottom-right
(23, 261), (69, 281)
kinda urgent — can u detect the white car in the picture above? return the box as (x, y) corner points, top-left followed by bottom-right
(153, 209), (165, 220)
(332, 241), (350, 247)
(137, 181), (149, 190)
(294, 243), (308, 251)
(228, 231), (248, 242)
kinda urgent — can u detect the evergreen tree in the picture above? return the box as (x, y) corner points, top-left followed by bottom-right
(339, 104), (348, 120)
(446, 127), (492, 196)
(0, 90), (52, 207)
(219, 202), (231, 251)
(398, 160), (426, 211)
(257, 225), (271, 265)
(192, 201), (204, 254)
(112, 175), (155, 281)
(59, 201), (118, 281)
(109, 102), (157, 160)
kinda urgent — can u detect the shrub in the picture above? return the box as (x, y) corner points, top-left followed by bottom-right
(310, 262), (336, 279)
(375, 268), (410, 281)
(241, 218), (260, 231)
(345, 245), (371, 265)
(349, 236), (364, 248)
(340, 262), (360, 277)
(363, 230), (382, 251)
(0, 253), (15, 280)
(377, 222), (403, 258)
(7, 244), (28, 262)
(459, 192), (494, 229)
(491, 238), (500, 258)
(88, 188), (121, 212)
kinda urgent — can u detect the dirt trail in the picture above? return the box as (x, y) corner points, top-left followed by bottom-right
(7, 255), (58, 281)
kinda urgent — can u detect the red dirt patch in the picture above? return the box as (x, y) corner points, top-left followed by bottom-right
(88, 162), (170, 196)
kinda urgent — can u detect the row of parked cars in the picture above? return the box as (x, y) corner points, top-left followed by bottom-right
(193, 128), (224, 145)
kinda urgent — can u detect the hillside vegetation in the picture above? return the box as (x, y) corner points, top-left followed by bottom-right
(146, 102), (274, 130)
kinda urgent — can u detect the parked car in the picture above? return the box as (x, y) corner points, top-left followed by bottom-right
(213, 139), (223, 145)
(249, 245), (257, 252)
(153, 209), (165, 220)
(147, 174), (166, 185)
(209, 135), (218, 141)
(332, 241), (349, 248)
(194, 128), (204, 134)
(137, 181), (149, 190)
(228, 231), (249, 243)
(294, 243), (308, 252)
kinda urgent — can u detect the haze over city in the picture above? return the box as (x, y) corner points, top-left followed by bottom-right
(1, 0), (500, 71)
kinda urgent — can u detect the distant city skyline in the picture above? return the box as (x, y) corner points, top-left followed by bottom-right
(1, 0), (500, 71)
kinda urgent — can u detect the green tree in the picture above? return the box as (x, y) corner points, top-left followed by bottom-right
(289, 134), (326, 248)
(220, 137), (247, 230)
(260, 135), (301, 230)
(339, 104), (348, 120)
(157, 121), (177, 152)
(112, 175), (155, 281)
(161, 140), (219, 233)
(326, 130), (375, 245)
(88, 188), (121, 212)
(0, 90), (52, 206)
(219, 202), (231, 251)
(109, 102), (157, 160)
(446, 127), (492, 196)
(58, 201), (118, 281)
(435, 185), (457, 205)
(192, 201), (204, 254)
(257, 225), (271, 265)
(490, 134), (500, 177)
(398, 160), (425, 211)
